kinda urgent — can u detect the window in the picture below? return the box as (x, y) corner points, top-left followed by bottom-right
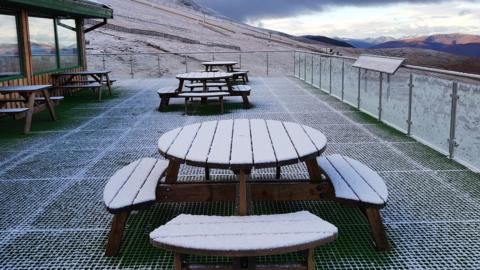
(29, 17), (57, 73)
(57, 19), (79, 68)
(0, 13), (21, 78)
(28, 17), (80, 73)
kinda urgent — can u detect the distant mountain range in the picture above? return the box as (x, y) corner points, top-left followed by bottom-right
(303, 34), (480, 58)
(370, 34), (480, 58)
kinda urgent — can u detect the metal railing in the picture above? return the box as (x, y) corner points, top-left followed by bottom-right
(87, 51), (295, 79)
(86, 50), (479, 172)
(293, 50), (480, 173)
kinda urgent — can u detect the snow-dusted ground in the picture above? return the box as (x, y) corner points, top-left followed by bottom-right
(0, 77), (479, 269)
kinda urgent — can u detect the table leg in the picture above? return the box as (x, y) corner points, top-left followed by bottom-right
(165, 160), (181, 184)
(23, 93), (36, 134)
(305, 158), (323, 183)
(105, 73), (113, 96)
(41, 89), (57, 121)
(201, 80), (207, 104)
(178, 79), (185, 92)
(237, 169), (249, 216)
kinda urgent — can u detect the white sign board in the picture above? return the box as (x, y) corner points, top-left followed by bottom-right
(353, 55), (405, 74)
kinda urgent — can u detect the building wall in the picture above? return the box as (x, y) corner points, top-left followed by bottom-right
(0, 10), (87, 112)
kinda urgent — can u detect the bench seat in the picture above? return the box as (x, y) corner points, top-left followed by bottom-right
(150, 211), (337, 269)
(157, 87), (179, 111)
(35, 96), (64, 102)
(184, 82), (226, 90)
(318, 154), (390, 250)
(104, 158), (168, 256)
(231, 70), (249, 83)
(56, 82), (102, 89)
(0, 108), (29, 114)
(179, 92), (229, 114)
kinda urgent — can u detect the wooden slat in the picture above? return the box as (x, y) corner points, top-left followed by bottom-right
(166, 123), (202, 160)
(317, 157), (358, 201)
(266, 120), (298, 165)
(250, 119), (276, 167)
(158, 127), (183, 155)
(230, 119), (253, 166)
(302, 125), (327, 152)
(133, 160), (168, 205)
(108, 158), (157, 210)
(344, 157), (389, 202)
(326, 155), (384, 205)
(283, 122), (318, 159)
(207, 120), (233, 167)
(103, 159), (142, 206)
(185, 121), (218, 165)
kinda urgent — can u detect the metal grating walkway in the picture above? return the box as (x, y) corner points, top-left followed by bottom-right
(0, 77), (479, 269)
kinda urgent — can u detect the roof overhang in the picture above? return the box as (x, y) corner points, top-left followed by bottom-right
(1, 0), (113, 19)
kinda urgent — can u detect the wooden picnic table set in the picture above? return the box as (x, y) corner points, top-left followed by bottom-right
(103, 118), (391, 269)
(157, 61), (250, 114)
(0, 70), (114, 134)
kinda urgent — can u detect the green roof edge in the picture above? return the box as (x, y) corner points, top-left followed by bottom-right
(3, 0), (113, 18)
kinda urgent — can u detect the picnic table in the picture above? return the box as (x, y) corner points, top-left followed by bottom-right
(202, 61), (238, 72)
(176, 71), (233, 92)
(0, 85), (56, 133)
(158, 119), (327, 215)
(52, 70), (113, 100)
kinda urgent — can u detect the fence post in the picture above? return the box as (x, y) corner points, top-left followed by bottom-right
(448, 82), (459, 159)
(303, 53), (307, 81)
(329, 57), (332, 94)
(319, 56), (322, 90)
(239, 53), (242, 69)
(212, 53), (215, 61)
(293, 51), (296, 77)
(266, 52), (269, 76)
(129, 55), (134, 78)
(407, 73), (414, 135)
(102, 55), (106, 70)
(185, 55), (188, 72)
(378, 72), (383, 121)
(310, 54), (314, 84)
(341, 59), (345, 101)
(357, 68), (361, 109)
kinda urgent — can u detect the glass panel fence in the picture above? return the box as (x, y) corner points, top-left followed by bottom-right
(343, 60), (359, 107)
(456, 82), (480, 170)
(312, 54), (321, 88)
(380, 69), (411, 132)
(305, 53), (312, 84)
(330, 58), (343, 99)
(411, 74), (452, 154)
(320, 56), (330, 93)
(359, 69), (380, 118)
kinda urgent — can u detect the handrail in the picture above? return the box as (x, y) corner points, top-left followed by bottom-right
(86, 50), (294, 56)
(293, 50), (480, 81)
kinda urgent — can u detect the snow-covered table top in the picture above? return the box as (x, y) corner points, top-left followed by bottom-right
(176, 71), (232, 80)
(158, 119), (327, 169)
(150, 211), (337, 256)
(202, 61), (238, 66)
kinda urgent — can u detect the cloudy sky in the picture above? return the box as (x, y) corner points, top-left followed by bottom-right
(196, 0), (480, 38)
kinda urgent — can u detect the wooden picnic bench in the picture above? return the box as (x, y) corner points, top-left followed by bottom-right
(52, 70), (113, 100)
(0, 85), (58, 134)
(178, 91), (229, 114)
(318, 154), (390, 250)
(232, 69), (249, 84)
(103, 158), (169, 256)
(150, 211), (338, 270)
(157, 72), (251, 112)
(202, 61), (238, 72)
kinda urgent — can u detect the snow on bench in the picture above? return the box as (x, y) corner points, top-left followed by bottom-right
(184, 82), (226, 90)
(318, 154), (390, 250)
(103, 158), (169, 256)
(157, 87), (179, 111)
(150, 211), (337, 269)
(103, 158), (168, 213)
(0, 108), (29, 114)
(179, 92), (229, 114)
(318, 154), (388, 206)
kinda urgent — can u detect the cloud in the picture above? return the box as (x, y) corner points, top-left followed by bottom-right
(195, 0), (455, 21)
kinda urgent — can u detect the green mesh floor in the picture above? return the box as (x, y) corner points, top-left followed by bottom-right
(0, 77), (479, 269)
